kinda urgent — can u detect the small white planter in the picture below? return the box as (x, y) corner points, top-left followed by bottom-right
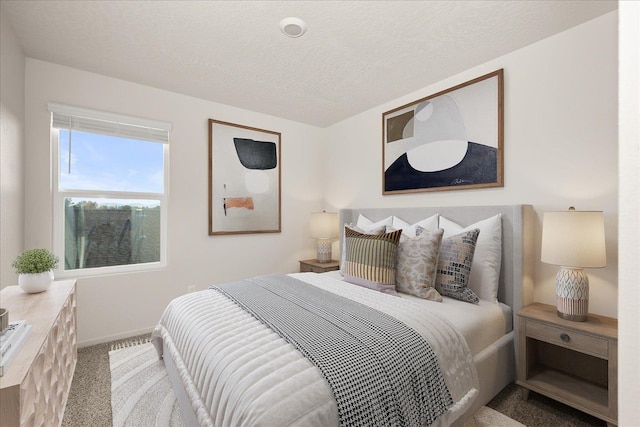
(18, 270), (54, 293)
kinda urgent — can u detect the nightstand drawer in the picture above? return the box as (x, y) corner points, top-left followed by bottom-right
(300, 264), (322, 273)
(526, 320), (608, 359)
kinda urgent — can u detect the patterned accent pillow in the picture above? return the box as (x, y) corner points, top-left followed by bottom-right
(343, 228), (403, 295)
(435, 228), (481, 304)
(440, 214), (502, 303)
(339, 224), (387, 275)
(395, 227), (444, 301)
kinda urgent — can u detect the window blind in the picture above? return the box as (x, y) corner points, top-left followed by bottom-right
(48, 102), (172, 143)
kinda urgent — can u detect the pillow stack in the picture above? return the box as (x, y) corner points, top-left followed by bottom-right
(338, 213), (502, 305)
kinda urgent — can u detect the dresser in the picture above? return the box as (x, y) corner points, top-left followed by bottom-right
(0, 280), (77, 427)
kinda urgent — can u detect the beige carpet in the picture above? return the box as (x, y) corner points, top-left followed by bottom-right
(108, 341), (523, 427)
(464, 406), (526, 427)
(63, 335), (605, 426)
(109, 341), (184, 427)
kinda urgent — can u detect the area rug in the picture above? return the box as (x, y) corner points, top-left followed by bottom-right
(109, 340), (184, 427)
(109, 341), (524, 427)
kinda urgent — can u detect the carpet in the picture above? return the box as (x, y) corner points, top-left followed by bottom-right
(109, 340), (185, 427)
(463, 406), (526, 427)
(109, 341), (524, 427)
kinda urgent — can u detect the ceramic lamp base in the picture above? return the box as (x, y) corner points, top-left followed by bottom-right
(555, 267), (589, 322)
(316, 239), (333, 264)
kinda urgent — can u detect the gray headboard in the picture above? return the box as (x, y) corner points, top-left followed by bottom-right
(339, 204), (535, 313)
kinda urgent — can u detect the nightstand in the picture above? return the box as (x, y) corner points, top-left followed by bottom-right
(299, 259), (340, 273)
(517, 303), (617, 426)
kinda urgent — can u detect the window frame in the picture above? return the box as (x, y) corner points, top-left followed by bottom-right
(51, 121), (169, 279)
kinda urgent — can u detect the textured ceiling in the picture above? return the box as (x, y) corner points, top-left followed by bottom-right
(1, 1), (617, 127)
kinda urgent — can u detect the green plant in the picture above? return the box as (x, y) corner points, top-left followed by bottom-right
(11, 249), (59, 274)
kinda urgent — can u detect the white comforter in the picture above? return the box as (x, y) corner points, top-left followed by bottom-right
(151, 273), (479, 427)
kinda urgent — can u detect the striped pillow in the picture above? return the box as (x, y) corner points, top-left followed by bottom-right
(343, 227), (403, 295)
(339, 224), (387, 275)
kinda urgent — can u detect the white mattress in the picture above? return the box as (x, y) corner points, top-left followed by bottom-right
(152, 272), (511, 427)
(300, 271), (508, 357)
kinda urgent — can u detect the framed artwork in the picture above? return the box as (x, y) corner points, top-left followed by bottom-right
(209, 119), (281, 235)
(382, 69), (503, 194)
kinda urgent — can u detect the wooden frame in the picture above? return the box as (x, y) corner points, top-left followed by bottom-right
(208, 119), (281, 235)
(382, 69), (503, 194)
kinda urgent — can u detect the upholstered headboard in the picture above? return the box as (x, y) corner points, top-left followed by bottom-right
(338, 205), (535, 313)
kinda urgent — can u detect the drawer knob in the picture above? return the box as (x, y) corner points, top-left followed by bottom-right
(560, 333), (570, 342)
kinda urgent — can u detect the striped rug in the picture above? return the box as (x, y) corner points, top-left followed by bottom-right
(109, 341), (523, 427)
(109, 341), (185, 427)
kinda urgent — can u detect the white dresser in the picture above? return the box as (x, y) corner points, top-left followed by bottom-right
(0, 280), (77, 427)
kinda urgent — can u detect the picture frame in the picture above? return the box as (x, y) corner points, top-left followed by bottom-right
(382, 69), (503, 194)
(209, 119), (281, 235)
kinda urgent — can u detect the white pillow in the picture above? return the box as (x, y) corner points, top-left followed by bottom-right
(439, 214), (502, 303)
(356, 214), (393, 230)
(391, 214), (439, 237)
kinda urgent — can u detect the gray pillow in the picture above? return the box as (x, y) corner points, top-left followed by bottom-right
(395, 227), (444, 301)
(435, 228), (480, 304)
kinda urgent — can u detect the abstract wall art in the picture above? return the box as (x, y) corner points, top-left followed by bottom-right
(382, 69), (503, 194)
(209, 119), (281, 235)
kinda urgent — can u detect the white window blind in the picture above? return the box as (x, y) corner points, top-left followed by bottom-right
(48, 102), (172, 143)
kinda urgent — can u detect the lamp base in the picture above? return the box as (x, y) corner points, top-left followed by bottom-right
(316, 239), (332, 264)
(555, 267), (589, 322)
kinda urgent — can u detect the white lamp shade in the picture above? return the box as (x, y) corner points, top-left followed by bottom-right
(309, 212), (339, 239)
(541, 211), (606, 268)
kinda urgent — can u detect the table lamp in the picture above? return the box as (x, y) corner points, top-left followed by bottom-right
(309, 211), (339, 263)
(541, 207), (606, 321)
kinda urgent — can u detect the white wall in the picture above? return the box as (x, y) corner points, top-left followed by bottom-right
(24, 60), (326, 345)
(0, 11), (25, 289)
(324, 12), (619, 318)
(618, 2), (640, 425)
(15, 10), (623, 342)
(8, 7), (638, 422)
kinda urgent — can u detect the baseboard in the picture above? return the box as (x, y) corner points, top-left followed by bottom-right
(78, 326), (154, 348)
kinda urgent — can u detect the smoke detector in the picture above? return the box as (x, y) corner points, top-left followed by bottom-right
(279, 17), (307, 38)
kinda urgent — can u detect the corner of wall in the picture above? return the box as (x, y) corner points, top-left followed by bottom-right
(0, 10), (26, 288)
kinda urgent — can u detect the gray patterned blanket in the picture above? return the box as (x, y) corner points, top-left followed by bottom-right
(211, 274), (453, 427)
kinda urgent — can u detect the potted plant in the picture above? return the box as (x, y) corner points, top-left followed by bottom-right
(11, 249), (59, 293)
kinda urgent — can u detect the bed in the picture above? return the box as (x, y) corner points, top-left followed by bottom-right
(151, 204), (534, 426)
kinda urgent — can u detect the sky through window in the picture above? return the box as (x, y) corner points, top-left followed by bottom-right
(59, 129), (163, 194)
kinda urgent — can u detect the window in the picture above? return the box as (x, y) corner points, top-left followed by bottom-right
(49, 103), (170, 277)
